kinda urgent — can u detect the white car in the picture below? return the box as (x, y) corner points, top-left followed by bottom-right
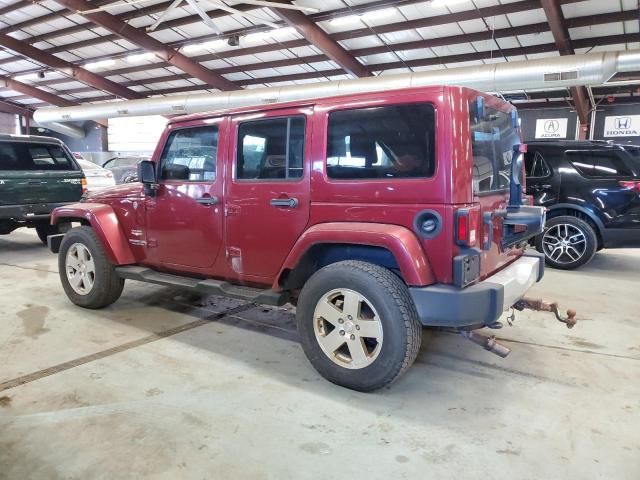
(77, 158), (116, 191)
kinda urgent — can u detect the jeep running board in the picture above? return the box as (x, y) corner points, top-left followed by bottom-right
(115, 266), (289, 306)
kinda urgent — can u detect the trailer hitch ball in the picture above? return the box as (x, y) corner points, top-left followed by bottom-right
(515, 297), (578, 329)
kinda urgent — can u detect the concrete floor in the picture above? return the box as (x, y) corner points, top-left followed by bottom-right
(0, 229), (638, 480)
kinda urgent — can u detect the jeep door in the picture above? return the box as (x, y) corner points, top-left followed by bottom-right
(224, 107), (311, 282)
(143, 120), (225, 271)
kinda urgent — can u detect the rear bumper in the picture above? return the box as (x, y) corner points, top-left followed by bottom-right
(409, 252), (544, 329)
(0, 202), (73, 223)
(601, 228), (640, 248)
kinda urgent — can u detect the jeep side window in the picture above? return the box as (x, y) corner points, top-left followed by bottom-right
(525, 151), (551, 178)
(236, 116), (305, 180)
(326, 104), (435, 180)
(159, 126), (218, 182)
(567, 150), (633, 178)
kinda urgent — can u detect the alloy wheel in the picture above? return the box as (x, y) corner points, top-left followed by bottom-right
(313, 288), (383, 369)
(65, 243), (96, 295)
(542, 223), (587, 265)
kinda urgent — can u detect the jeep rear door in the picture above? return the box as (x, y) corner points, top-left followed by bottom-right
(0, 142), (83, 206)
(224, 107), (311, 282)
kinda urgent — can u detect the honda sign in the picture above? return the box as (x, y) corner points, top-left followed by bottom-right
(535, 118), (569, 139)
(604, 115), (640, 137)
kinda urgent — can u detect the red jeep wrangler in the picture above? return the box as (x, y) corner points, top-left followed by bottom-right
(48, 86), (574, 391)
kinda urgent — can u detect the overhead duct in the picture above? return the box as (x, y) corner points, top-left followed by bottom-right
(33, 120), (85, 139)
(34, 50), (640, 126)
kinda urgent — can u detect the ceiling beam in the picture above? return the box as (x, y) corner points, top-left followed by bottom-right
(0, 75), (77, 107)
(0, 31), (144, 100)
(13, 30), (638, 103)
(51, 0), (240, 91)
(540, 0), (590, 126)
(0, 0), (568, 70)
(27, 32), (640, 106)
(0, 99), (33, 117)
(271, 6), (370, 78)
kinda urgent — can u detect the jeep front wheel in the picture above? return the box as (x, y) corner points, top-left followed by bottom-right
(296, 260), (422, 392)
(58, 226), (125, 309)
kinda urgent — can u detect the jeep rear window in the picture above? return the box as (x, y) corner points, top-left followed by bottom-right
(470, 105), (520, 193)
(326, 104), (435, 180)
(567, 150), (633, 178)
(0, 142), (76, 171)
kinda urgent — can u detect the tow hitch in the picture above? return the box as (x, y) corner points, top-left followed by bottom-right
(460, 297), (578, 358)
(514, 297), (578, 329)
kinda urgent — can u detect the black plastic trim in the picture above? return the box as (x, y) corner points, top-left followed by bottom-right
(409, 281), (504, 329)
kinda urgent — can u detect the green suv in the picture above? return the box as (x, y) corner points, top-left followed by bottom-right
(0, 134), (85, 244)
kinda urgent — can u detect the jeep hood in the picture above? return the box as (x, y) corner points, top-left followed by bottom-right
(84, 183), (143, 201)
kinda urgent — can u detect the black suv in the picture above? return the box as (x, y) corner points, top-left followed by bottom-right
(0, 135), (85, 244)
(525, 140), (640, 269)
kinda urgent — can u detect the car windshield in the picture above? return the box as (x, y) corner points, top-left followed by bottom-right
(470, 103), (520, 194)
(78, 159), (101, 170)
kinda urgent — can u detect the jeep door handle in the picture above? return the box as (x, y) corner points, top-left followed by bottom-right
(270, 197), (298, 208)
(196, 196), (218, 206)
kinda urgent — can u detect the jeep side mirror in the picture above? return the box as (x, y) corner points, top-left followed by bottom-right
(138, 160), (157, 196)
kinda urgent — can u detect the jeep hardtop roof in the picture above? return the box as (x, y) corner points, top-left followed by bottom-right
(167, 85), (469, 125)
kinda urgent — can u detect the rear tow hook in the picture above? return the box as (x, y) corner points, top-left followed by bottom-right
(461, 331), (511, 358)
(514, 297), (578, 329)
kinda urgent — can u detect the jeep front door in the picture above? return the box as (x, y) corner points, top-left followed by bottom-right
(225, 108), (311, 282)
(144, 121), (224, 271)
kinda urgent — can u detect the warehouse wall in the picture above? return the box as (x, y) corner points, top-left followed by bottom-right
(0, 112), (17, 134)
(31, 121), (110, 164)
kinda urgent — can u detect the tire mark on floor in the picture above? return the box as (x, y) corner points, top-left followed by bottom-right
(0, 303), (257, 393)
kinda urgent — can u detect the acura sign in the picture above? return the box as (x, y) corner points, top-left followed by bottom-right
(604, 115), (640, 137)
(535, 118), (568, 139)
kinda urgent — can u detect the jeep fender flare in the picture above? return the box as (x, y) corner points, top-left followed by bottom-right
(51, 203), (135, 265)
(275, 222), (435, 289)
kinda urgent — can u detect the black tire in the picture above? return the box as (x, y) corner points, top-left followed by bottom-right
(58, 226), (124, 309)
(296, 260), (422, 392)
(535, 215), (597, 270)
(35, 223), (60, 246)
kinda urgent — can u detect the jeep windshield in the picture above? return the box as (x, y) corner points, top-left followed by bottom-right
(470, 104), (520, 194)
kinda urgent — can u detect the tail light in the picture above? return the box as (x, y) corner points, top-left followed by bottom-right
(455, 207), (480, 247)
(81, 178), (88, 194)
(619, 180), (640, 192)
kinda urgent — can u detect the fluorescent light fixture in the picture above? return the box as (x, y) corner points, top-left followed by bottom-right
(330, 8), (397, 26)
(183, 40), (225, 53)
(269, 27), (296, 38)
(13, 72), (39, 82)
(126, 52), (155, 63)
(85, 59), (115, 70)
(361, 8), (397, 21)
(430, 0), (469, 7)
(330, 14), (361, 26)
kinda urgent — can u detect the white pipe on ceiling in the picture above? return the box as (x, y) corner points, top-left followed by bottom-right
(33, 50), (640, 127)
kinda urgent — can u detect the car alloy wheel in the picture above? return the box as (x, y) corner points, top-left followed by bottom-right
(313, 288), (383, 369)
(542, 223), (587, 265)
(65, 243), (96, 295)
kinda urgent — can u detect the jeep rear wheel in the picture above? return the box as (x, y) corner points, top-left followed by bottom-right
(296, 260), (422, 392)
(58, 226), (124, 309)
